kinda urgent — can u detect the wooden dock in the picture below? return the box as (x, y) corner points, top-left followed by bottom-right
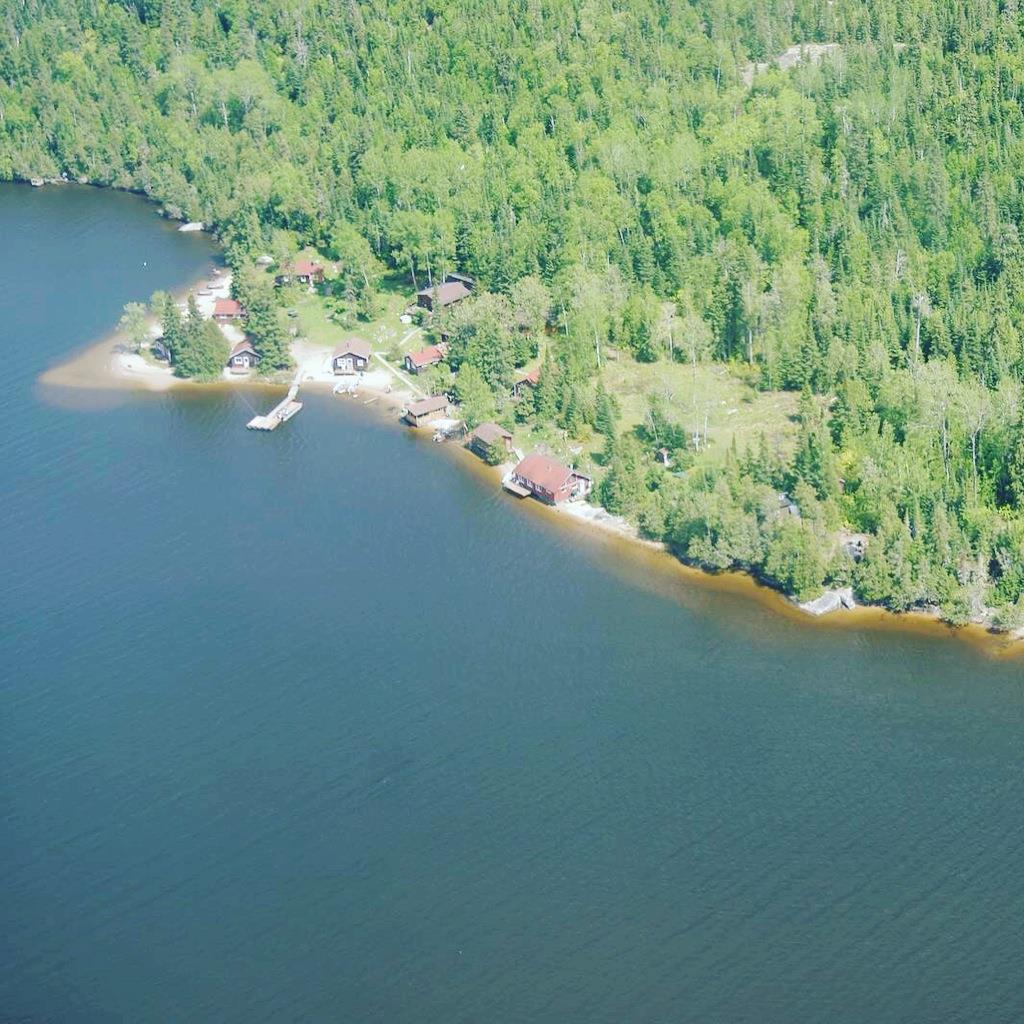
(247, 377), (303, 431)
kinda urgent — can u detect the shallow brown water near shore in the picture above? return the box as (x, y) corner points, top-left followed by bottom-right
(439, 441), (1022, 660)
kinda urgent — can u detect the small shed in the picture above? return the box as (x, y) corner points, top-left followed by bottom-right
(227, 339), (260, 372)
(468, 422), (513, 460)
(332, 339), (372, 374)
(508, 452), (592, 504)
(404, 345), (446, 374)
(213, 298), (245, 322)
(404, 394), (450, 427)
(777, 493), (801, 519)
(841, 534), (868, 562)
(416, 280), (471, 313)
(445, 272), (475, 290)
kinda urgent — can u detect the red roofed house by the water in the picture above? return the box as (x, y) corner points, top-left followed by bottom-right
(227, 339), (260, 372)
(332, 338), (372, 374)
(509, 452), (592, 504)
(404, 345), (446, 374)
(213, 298), (245, 322)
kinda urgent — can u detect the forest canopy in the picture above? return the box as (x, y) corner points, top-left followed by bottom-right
(2, 0), (1023, 624)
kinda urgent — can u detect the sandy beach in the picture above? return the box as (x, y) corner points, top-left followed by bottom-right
(39, 266), (232, 393)
(39, 281), (426, 423)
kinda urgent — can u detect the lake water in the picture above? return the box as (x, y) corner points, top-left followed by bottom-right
(2, 183), (1023, 1024)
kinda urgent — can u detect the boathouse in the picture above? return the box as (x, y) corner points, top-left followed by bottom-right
(507, 452), (591, 504)
(332, 339), (371, 374)
(213, 298), (246, 322)
(416, 280), (471, 313)
(404, 394), (450, 427)
(468, 422), (513, 460)
(404, 345), (446, 374)
(227, 339), (260, 372)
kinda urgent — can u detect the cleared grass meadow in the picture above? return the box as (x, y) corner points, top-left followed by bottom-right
(602, 356), (801, 468)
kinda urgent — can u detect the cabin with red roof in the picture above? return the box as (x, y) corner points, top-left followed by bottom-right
(213, 298), (245, 322)
(332, 339), (371, 374)
(506, 452), (592, 504)
(512, 367), (541, 398)
(227, 339), (260, 372)
(404, 345), (446, 374)
(275, 260), (325, 286)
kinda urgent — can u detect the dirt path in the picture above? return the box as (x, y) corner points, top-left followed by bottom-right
(372, 352), (426, 399)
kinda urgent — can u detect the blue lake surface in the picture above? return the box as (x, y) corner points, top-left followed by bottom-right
(2, 183), (1023, 1023)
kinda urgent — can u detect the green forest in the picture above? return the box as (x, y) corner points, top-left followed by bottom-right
(2, 0), (1023, 626)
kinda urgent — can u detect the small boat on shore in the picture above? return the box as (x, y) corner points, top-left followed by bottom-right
(29, 178), (44, 187)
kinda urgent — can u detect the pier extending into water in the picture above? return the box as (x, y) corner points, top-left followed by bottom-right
(247, 375), (303, 431)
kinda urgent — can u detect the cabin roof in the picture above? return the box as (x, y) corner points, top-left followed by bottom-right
(470, 422), (512, 444)
(406, 345), (445, 368)
(292, 260), (323, 276)
(333, 338), (371, 360)
(407, 395), (449, 417)
(516, 367), (541, 387)
(513, 452), (587, 493)
(417, 281), (471, 307)
(213, 298), (243, 317)
(229, 339), (258, 358)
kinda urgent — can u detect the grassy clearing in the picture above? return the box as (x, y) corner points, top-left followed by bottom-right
(285, 287), (409, 353)
(602, 357), (801, 467)
(505, 358), (802, 476)
(262, 261), (412, 360)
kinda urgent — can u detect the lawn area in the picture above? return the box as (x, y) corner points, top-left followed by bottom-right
(279, 268), (451, 369)
(504, 357), (802, 477)
(602, 357), (801, 467)
(284, 285), (409, 353)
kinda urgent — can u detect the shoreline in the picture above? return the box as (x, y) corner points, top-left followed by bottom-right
(31, 215), (1023, 658)
(37, 283), (424, 417)
(436, 443), (1024, 659)
(38, 264), (224, 394)
(42, 334), (1024, 656)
